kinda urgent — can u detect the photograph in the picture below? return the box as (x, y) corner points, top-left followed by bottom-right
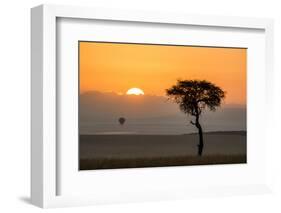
(79, 41), (247, 170)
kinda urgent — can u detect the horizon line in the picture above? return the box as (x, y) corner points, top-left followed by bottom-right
(80, 90), (246, 107)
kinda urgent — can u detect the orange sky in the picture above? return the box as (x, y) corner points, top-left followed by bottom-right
(79, 42), (246, 105)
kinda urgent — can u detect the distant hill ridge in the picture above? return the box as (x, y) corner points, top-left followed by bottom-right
(187, 131), (246, 136)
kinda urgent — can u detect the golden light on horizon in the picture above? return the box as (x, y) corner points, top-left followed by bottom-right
(79, 42), (246, 105)
(126, 88), (145, 95)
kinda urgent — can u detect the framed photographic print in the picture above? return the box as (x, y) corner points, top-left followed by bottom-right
(31, 4), (274, 208)
(78, 41), (247, 170)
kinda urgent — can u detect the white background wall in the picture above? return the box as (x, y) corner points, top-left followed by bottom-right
(0, 0), (280, 212)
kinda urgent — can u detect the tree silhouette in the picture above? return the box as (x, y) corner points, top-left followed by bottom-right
(166, 80), (225, 156)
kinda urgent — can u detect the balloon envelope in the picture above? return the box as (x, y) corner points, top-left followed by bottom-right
(118, 117), (126, 125)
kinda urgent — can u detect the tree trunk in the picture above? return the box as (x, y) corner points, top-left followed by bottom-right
(195, 115), (204, 156)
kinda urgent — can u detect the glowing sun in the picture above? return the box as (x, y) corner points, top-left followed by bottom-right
(126, 88), (144, 95)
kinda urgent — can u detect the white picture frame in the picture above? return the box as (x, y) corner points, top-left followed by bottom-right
(31, 4), (274, 208)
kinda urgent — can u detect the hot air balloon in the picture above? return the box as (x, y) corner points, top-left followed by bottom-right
(118, 117), (126, 125)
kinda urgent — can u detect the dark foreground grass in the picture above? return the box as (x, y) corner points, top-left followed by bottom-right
(79, 154), (246, 170)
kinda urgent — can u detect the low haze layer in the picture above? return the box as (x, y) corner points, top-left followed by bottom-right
(80, 91), (246, 135)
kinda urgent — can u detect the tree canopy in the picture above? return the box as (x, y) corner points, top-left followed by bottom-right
(166, 80), (225, 116)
